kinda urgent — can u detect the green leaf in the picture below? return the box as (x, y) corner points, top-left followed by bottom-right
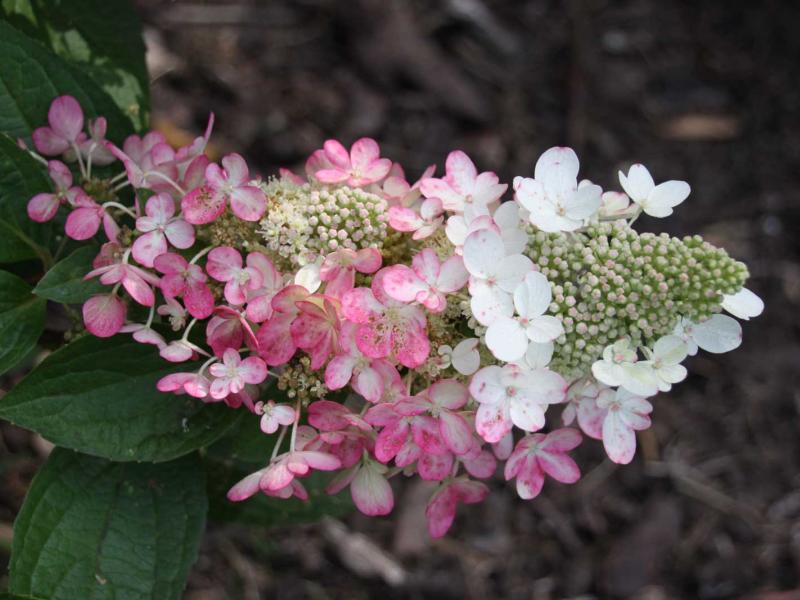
(10, 448), (207, 600)
(0, 593), (46, 600)
(0, 0), (149, 131)
(33, 245), (104, 303)
(0, 134), (52, 264)
(0, 270), (45, 375)
(0, 20), (131, 141)
(0, 335), (241, 462)
(206, 458), (354, 528)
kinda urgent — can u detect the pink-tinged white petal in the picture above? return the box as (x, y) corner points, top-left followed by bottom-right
(206, 246), (243, 281)
(475, 401), (512, 443)
(65, 205), (102, 240)
(131, 231), (167, 268)
(690, 314), (742, 353)
(351, 462), (394, 516)
(352, 366), (384, 403)
(227, 470), (265, 501)
(438, 411), (473, 455)
(463, 229), (506, 278)
(602, 411), (637, 464)
(451, 338), (480, 375)
(230, 186), (267, 221)
(469, 285), (513, 326)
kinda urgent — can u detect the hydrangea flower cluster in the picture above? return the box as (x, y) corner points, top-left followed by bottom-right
(25, 96), (763, 537)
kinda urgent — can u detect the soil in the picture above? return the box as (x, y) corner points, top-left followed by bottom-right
(4, 1), (800, 598)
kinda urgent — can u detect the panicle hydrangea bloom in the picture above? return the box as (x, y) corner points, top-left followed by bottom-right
(23, 95), (763, 538)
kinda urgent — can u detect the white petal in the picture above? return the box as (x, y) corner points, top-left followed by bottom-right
(618, 363), (660, 397)
(526, 315), (564, 343)
(509, 398), (546, 432)
(495, 254), (534, 293)
(295, 262), (321, 293)
(648, 180), (690, 214)
(452, 338), (481, 375)
(618, 164), (654, 202)
(591, 360), (623, 387)
(470, 286), (514, 326)
(513, 270), (552, 318)
(691, 314), (742, 354)
(535, 147), (579, 194)
(566, 183), (602, 220)
(463, 229), (506, 279)
(524, 341), (553, 369)
(486, 317), (528, 362)
(657, 363), (687, 385)
(652, 334), (688, 365)
(721, 287), (764, 320)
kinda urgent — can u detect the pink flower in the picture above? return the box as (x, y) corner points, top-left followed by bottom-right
(387, 197), (444, 240)
(244, 253), (283, 323)
(314, 138), (392, 187)
(78, 117), (115, 166)
(84, 257), (160, 307)
(596, 388), (653, 464)
(206, 247), (264, 305)
(374, 163), (435, 208)
(27, 161), (80, 222)
(160, 339), (204, 363)
(290, 296), (341, 369)
(425, 478), (489, 538)
(82, 294), (126, 338)
(203, 153), (266, 221)
(206, 305), (259, 357)
(255, 285), (309, 366)
(320, 248), (382, 299)
(395, 379), (474, 456)
(32, 96), (84, 156)
(341, 272), (430, 368)
(327, 458), (394, 517)
(469, 364), (568, 443)
(65, 192), (119, 241)
(132, 193), (195, 267)
(364, 403), (414, 464)
(208, 348), (268, 400)
(153, 253), (214, 319)
(227, 450), (341, 501)
(504, 428), (582, 500)
(255, 400), (296, 434)
(420, 150), (507, 214)
(107, 139), (179, 193)
(324, 321), (397, 403)
(381, 248), (468, 313)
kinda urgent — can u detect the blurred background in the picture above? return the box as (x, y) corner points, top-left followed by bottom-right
(5, 0), (800, 598)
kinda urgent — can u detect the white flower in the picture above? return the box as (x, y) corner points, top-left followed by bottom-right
(513, 341), (555, 371)
(674, 314), (742, 355)
(470, 364), (567, 442)
(618, 163), (690, 218)
(438, 338), (481, 375)
(485, 271), (564, 362)
(514, 147), (602, 232)
(463, 229), (533, 326)
(591, 338), (659, 397)
(639, 335), (688, 392)
(721, 287), (764, 320)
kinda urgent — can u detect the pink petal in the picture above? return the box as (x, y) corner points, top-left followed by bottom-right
(539, 427), (583, 452)
(164, 218), (195, 249)
(324, 355), (356, 390)
(82, 295), (125, 337)
(537, 452), (580, 484)
(425, 486), (458, 538)
(145, 192), (175, 221)
(48, 96), (84, 142)
(352, 366), (384, 403)
(429, 379), (469, 410)
(438, 410), (473, 455)
(463, 450), (496, 479)
(32, 127), (69, 155)
(27, 193), (60, 222)
(602, 411), (637, 464)
(227, 470), (265, 501)
(181, 186), (226, 225)
(315, 168), (350, 184)
(206, 246), (243, 281)
(381, 265), (427, 303)
(444, 150), (478, 193)
(121, 271), (155, 306)
(388, 206), (423, 232)
(374, 418), (410, 463)
(323, 139), (351, 169)
(342, 287), (384, 323)
(353, 248), (382, 273)
(352, 158), (392, 186)
(349, 138), (381, 170)
(184, 282), (214, 319)
(65, 206), (101, 240)
(239, 356), (268, 384)
(297, 450), (342, 471)
(418, 452), (454, 481)
(411, 416), (447, 455)
(436, 255), (469, 293)
(515, 456), (545, 500)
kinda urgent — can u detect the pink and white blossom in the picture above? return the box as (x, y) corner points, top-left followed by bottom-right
(313, 138), (392, 187)
(425, 478), (488, 538)
(255, 400), (296, 434)
(381, 248), (468, 313)
(204, 153), (267, 221)
(208, 348), (268, 400)
(504, 428), (582, 499)
(596, 387), (653, 464)
(132, 193), (195, 267)
(420, 150), (506, 214)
